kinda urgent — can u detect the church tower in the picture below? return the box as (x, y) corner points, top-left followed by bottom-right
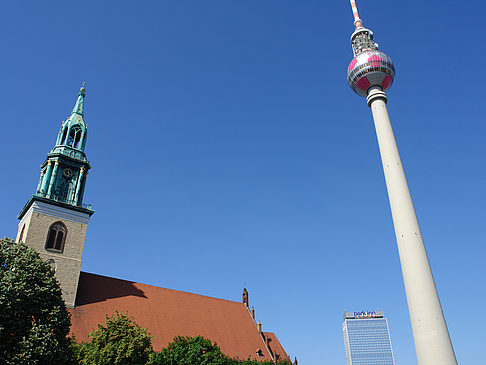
(16, 84), (94, 307)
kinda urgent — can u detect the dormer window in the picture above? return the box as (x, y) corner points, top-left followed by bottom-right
(45, 222), (67, 253)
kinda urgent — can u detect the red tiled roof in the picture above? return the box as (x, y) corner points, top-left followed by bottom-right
(263, 332), (289, 362)
(69, 272), (289, 362)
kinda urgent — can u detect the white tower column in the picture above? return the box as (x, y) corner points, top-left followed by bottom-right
(366, 87), (457, 365)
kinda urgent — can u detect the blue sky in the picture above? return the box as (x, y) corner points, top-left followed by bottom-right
(0, 1), (484, 364)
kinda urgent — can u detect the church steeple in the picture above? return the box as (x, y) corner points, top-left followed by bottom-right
(71, 83), (85, 116)
(23, 84), (93, 209)
(54, 84), (88, 152)
(17, 84), (94, 308)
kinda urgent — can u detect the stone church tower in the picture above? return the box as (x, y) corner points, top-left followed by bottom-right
(16, 85), (94, 307)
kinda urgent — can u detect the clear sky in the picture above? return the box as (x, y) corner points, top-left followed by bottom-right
(0, 1), (484, 364)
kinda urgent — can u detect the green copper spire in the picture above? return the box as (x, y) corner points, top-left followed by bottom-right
(71, 82), (86, 116)
(54, 84), (88, 152)
(27, 84), (93, 210)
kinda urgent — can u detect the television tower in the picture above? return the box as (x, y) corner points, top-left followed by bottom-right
(346, 1), (457, 364)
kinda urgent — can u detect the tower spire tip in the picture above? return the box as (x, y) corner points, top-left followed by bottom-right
(350, 0), (363, 28)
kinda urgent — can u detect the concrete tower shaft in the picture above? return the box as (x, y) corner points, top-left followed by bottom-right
(346, 2), (457, 364)
(366, 88), (457, 364)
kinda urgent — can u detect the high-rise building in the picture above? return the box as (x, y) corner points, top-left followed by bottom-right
(345, 1), (457, 364)
(343, 310), (395, 365)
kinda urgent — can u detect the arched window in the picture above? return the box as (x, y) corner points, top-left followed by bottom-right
(67, 126), (82, 149)
(45, 221), (67, 252)
(61, 128), (68, 145)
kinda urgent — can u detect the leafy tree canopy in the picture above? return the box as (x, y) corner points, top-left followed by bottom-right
(75, 311), (153, 365)
(149, 335), (292, 365)
(149, 335), (228, 365)
(0, 237), (73, 364)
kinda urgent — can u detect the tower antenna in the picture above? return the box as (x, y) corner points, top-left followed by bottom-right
(349, 0), (362, 28)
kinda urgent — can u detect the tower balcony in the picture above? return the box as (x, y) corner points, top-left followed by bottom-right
(34, 193), (92, 210)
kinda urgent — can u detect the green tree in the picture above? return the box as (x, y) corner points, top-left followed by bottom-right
(75, 311), (153, 365)
(149, 336), (229, 365)
(0, 237), (73, 364)
(149, 335), (293, 365)
(228, 357), (292, 365)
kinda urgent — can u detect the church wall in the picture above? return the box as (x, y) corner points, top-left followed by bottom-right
(16, 212), (32, 242)
(19, 205), (89, 307)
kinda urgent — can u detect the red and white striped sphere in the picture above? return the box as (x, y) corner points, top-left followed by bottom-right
(347, 50), (395, 97)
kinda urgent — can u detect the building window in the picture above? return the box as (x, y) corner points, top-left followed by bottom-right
(61, 128), (68, 145)
(45, 222), (67, 253)
(67, 126), (82, 149)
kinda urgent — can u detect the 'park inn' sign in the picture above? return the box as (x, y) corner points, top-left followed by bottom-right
(354, 311), (376, 318)
(344, 310), (385, 319)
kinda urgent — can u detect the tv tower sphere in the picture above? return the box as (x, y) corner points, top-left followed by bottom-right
(347, 50), (394, 97)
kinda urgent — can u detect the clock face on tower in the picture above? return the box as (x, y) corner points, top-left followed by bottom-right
(63, 168), (73, 179)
